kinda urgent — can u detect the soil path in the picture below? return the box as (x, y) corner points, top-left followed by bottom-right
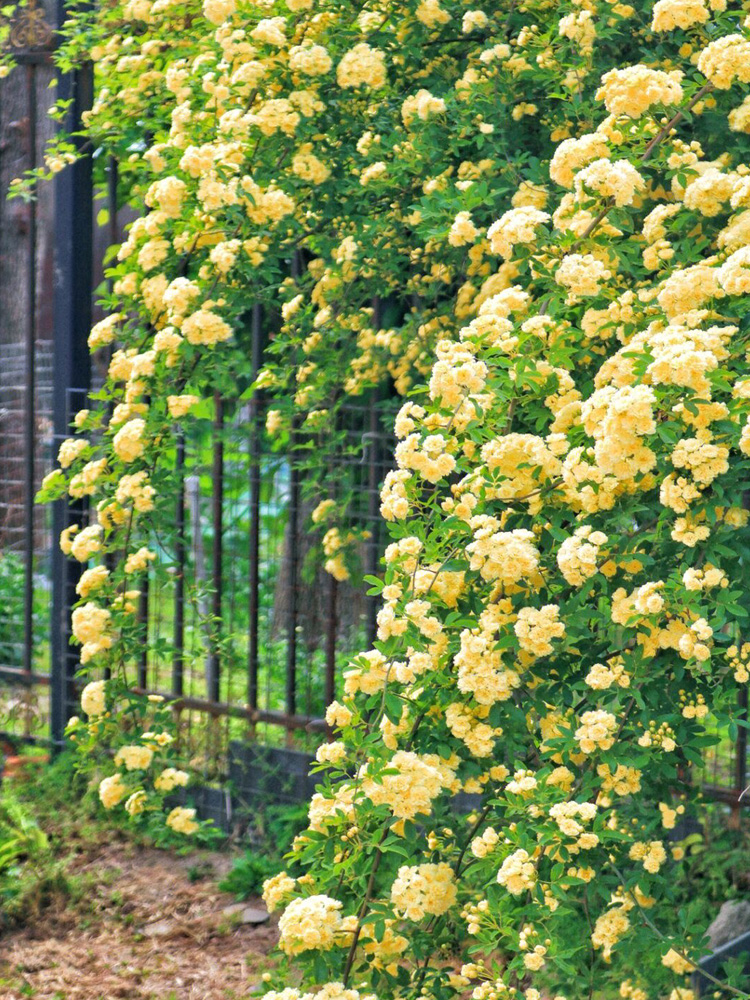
(0, 843), (279, 999)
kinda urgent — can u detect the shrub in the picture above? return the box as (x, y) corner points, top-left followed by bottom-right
(13, 0), (750, 996)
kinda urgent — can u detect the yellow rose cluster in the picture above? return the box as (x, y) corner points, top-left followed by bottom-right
(278, 895), (343, 956)
(39, 0), (750, 995)
(389, 863), (457, 921)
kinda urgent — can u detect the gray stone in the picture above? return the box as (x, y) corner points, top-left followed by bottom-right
(141, 918), (175, 937)
(707, 900), (750, 950)
(220, 902), (269, 925)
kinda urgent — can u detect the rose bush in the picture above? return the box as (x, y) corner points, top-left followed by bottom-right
(20, 0), (750, 995)
(34, 0), (649, 581)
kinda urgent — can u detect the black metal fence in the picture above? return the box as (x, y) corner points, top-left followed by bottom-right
(0, 0), (59, 741)
(0, 3), (394, 776)
(1, 1), (749, 813)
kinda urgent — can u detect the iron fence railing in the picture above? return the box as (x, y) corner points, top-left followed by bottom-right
(1, 3), (750, 814)
(0, 5), (395, 772)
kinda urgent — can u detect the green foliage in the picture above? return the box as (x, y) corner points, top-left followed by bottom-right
(0, 552), (42, 669)
(66, 683), (220, 844)
(0, 789), (69, 929)
(674, 813), (750, 909)
(261, 802), (309, 857)
(143, 807), (225, 852)
(219, 850), (278, 900)
(0, 792), (49, 873)
(13, 750), (89, 814)
(219, 802), (308, 899)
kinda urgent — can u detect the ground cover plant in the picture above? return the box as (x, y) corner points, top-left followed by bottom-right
(3, 0), (750, 997)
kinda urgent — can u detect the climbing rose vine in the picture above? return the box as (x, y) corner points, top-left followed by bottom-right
(35, 0), (650, 583)
(36, 0), (648, 815)
(28, 0), (750, 995)
(261, 6), (750, 1000)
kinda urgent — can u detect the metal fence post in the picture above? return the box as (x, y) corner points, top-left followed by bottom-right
(285, 251), (304, 733)
(137, 578), (149, 689)
(248, 304), (264, 713)
(731, 685), (749, 827)
(205, 393), (224, 705)
(22, 61), (38, 686)
(50, 52), (93, 746)
(172, 432), (185, 697)
(364, 295), (383, 647)
(286, 424), (299, 725)
(325, 576), (337, 708)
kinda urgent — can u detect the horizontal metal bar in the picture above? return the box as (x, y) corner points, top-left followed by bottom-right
(0, 665), (50, 685)
(5, 51), (54, 65)
(131, 688), (327, 732)
(0, 669), (325, 733)
(693, 929), (750, 993)
(0, 730), (54, 749)
(701, 783), (750, 806)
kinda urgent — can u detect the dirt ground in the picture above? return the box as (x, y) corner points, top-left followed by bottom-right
(0, 843), (280, 1000)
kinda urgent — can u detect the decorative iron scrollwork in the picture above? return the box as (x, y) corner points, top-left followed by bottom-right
(7, 0), (53, 52)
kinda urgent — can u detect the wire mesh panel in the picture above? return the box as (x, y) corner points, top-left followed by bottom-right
(132, 390), (394, 777)
(692, 687), (749, 822)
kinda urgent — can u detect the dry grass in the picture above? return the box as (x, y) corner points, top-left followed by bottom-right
(0, 842), (279, 999)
